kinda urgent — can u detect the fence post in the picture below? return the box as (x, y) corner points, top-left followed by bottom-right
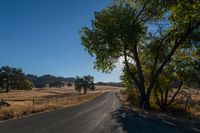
(47, 97), (49, 104)
(33, 98), (35, 106)
(68, 96), (70, 104)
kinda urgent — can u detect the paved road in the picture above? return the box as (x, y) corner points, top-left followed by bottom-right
(0, 92), (195, 133)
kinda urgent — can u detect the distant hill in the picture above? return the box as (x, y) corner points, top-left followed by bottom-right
(26, 74), (122, 88)
(26, 74), (75, 88)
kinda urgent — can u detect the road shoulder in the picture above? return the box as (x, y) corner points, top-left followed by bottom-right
(116, 92), (200, 133)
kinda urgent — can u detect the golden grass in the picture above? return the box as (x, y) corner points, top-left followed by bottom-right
(0, 86), (122, 101)
(0, 86), (76, 101)
(0, 92), (101, 120)
(169, 88), (200, 118)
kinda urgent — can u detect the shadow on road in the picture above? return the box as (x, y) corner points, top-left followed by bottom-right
(111, 107), (197, 133)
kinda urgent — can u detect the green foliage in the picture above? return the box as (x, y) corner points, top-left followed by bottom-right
(0, 66), (33, 92)
(83, 75), (95, 91)
(81, 0), (200, 110)
(80, 4), (145, 73)
(74, 75), (95, 94)
(120, 66), (134, 90)
(74, 76), (84, 92)
(14, 79), (34, 90)
(166, 44), (200, 89)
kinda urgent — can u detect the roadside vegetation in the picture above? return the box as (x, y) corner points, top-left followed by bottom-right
(80, 0), (200, 119)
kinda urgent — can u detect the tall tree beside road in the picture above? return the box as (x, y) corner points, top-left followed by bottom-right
(81, 0), (200, 109)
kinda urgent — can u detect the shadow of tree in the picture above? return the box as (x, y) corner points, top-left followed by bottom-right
(111, 107), (197, 133)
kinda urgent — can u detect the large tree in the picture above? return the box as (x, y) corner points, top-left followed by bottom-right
(0, 66), (33, 93)
(80, 0), (200, 109)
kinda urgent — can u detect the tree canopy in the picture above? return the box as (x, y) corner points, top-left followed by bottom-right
(81, 0), (200, 109)
(0, 66), (34, 92)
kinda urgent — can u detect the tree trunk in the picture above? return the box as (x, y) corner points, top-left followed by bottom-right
(154, 88), (161, 107)
(83, 88), (87, 94)
(143, 96), (150, 110)
(167, 81), (183, 106)
(139, 94), (150, 110)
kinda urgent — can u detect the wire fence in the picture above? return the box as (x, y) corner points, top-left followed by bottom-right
(2, 94), (78, 107)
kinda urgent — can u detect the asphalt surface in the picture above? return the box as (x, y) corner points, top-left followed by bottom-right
(0, 92), (196, 133)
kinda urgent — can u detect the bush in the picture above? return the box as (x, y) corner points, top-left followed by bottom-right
(67, 82), (73, 87)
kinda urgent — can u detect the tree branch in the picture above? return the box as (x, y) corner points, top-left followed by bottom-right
(131, 41), (146, 97)
(133, 4), (146, 23)
(123, 46), (140, 88)
(167, 81), (183, 106)
(146, 22), (200, 98)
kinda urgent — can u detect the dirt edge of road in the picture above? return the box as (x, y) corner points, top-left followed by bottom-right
(116, 91), (200, 133)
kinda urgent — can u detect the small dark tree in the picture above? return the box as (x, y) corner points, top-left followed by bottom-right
(67, 82), (73, 87)
(74, 76), (83, 93)
(74, 75), (95, 94)
(82, 75), (95, 94)
(22, 79), (34, 90)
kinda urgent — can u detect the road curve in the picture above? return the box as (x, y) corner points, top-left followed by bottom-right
(0, 92), (193, 133)
(0, 92), (123, 133)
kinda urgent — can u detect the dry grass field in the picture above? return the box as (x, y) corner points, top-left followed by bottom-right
(0, 85), (121, 120)
(0, 85), (121, 101)
(0, 86), (76, 101)
(119, 87), (200, 119)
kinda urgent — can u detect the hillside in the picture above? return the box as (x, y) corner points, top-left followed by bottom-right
(26, 74), (75, 88)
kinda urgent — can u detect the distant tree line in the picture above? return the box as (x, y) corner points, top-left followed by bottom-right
(0, 66), (33, 93)
(49, 81), (65, 88)
(95, 82), (122, 87)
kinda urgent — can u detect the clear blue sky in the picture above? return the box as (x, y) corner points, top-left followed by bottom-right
(0, 0), (122, 82)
